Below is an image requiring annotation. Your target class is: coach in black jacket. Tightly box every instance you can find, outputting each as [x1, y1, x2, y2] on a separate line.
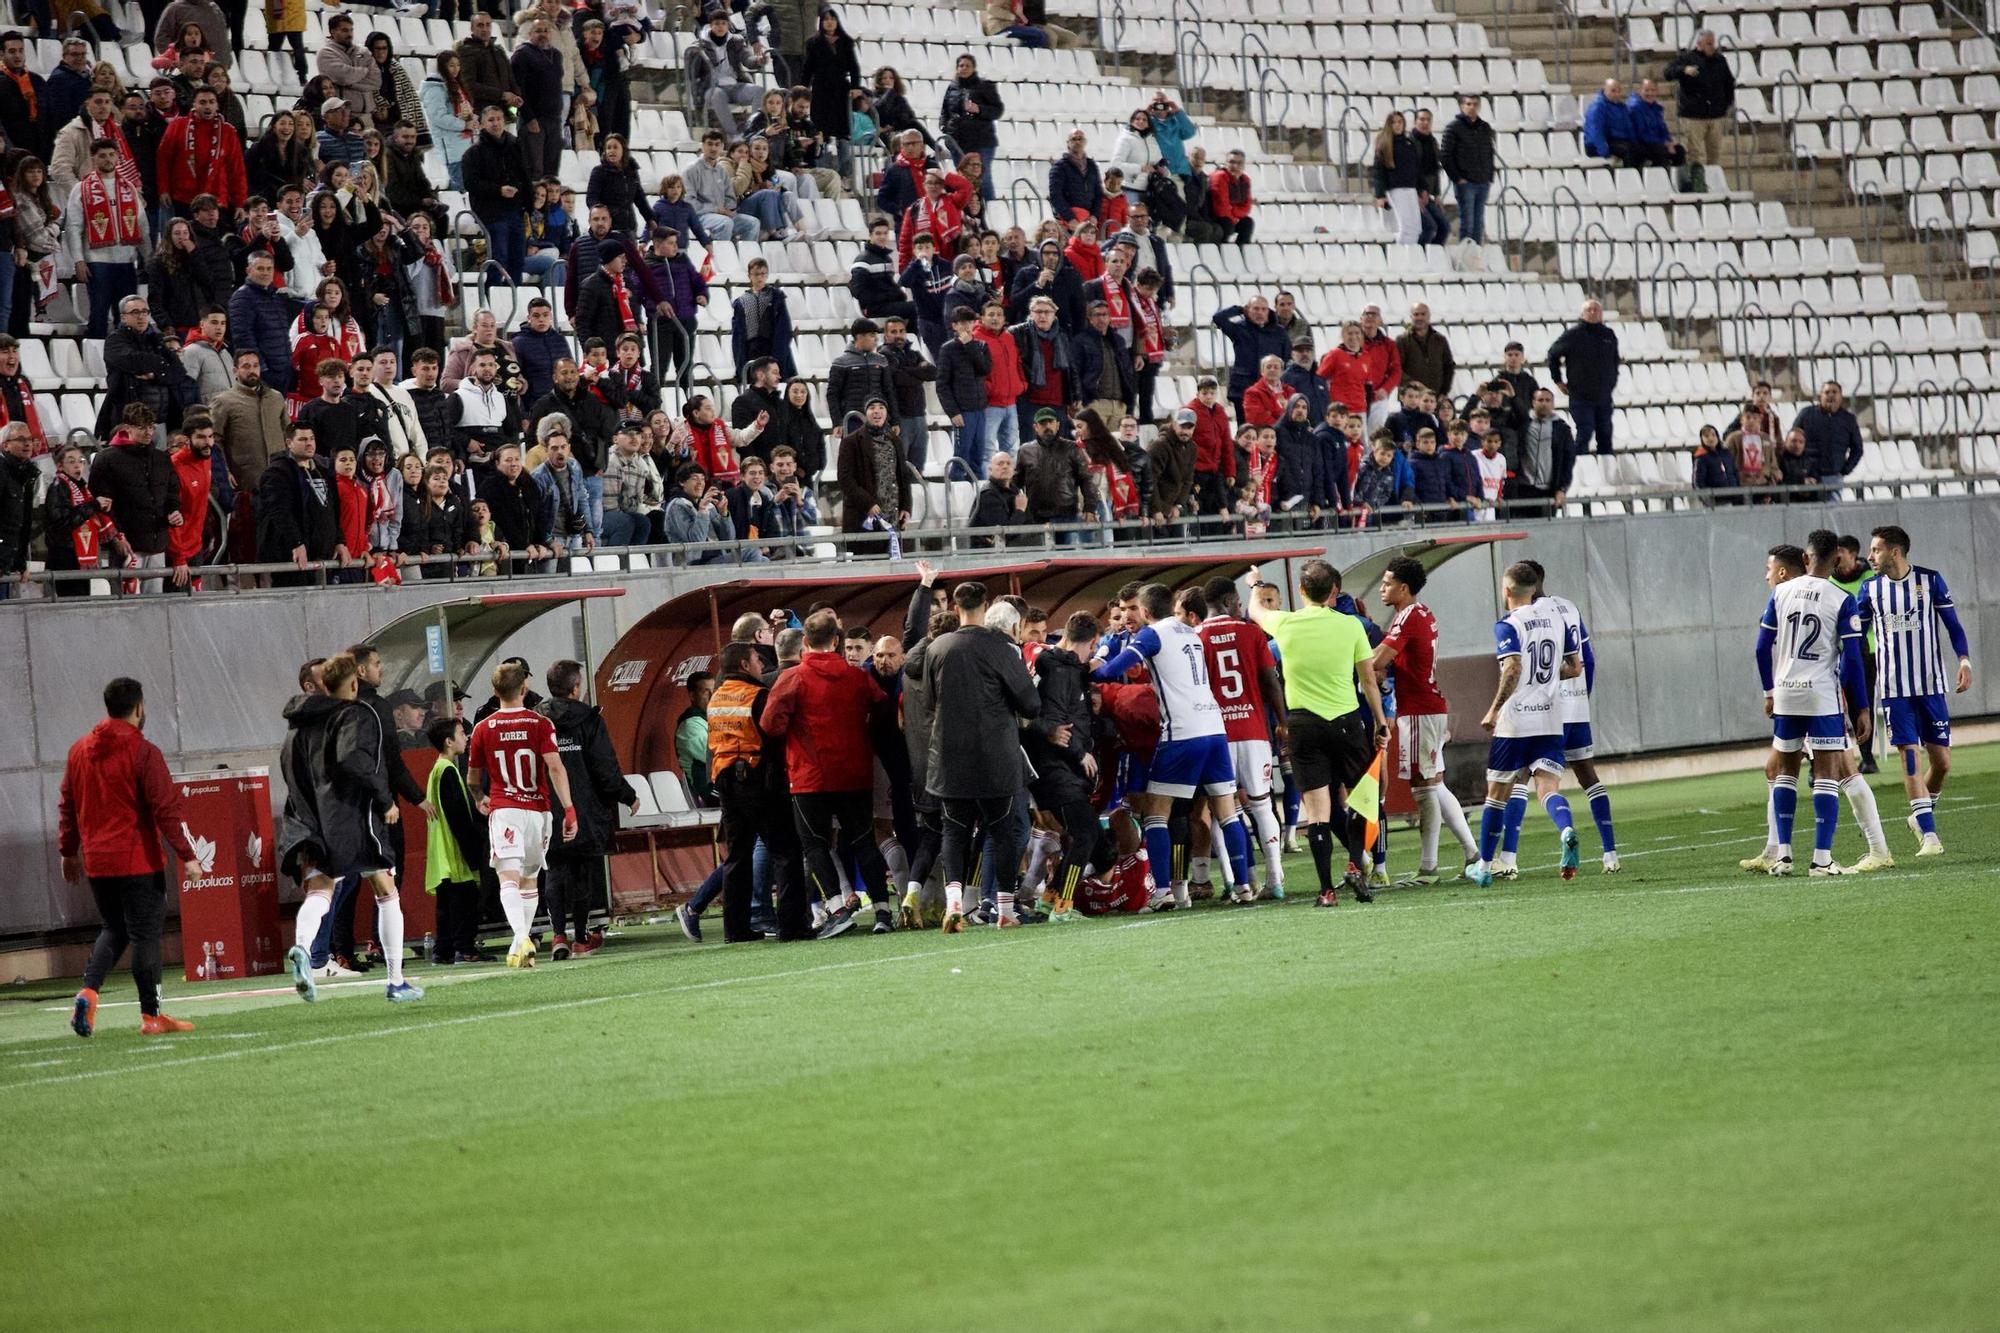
[536, 659, 632, 950]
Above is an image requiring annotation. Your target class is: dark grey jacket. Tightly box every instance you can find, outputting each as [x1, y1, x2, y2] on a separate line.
[1025, 645, 1092, 804]
[537, 695, 628, 857]
[916, 622, 1038, 800]
[826, 342, 892, 423]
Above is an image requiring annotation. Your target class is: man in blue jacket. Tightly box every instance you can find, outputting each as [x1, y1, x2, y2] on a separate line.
[513, 298, 574, 407]
[1406, 428, 1465, 521]
[1622, 79, 1688, 170]
[1581, 78, 1635, 163]
[1212, 297, 1291, 418]
[228, 253, 302, 395]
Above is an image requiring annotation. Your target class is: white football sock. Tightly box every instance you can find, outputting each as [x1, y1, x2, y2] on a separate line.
[294, 893, 330, 952]
[1414, 785, 1442, 871]
[997, 890, 1016, 922]
[1189, 852, 1211, 885]
[1762, 778, 1780, 858]
[1244, 792, 1283, 887]
[499, 881, 532, 948]
[377, 897, 405, 985]
[1841, 775, 1888, 854]
[1434, 784, 1478, 860]
[945, 882, 963, 914]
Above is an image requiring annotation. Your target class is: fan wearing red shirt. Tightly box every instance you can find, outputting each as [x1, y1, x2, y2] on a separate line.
[467, 660, 577, 967]
[1370, 556, 1478, 882]
[1198, 576, 1288, 896]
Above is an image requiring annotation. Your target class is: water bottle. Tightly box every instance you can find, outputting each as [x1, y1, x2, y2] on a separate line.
[422, 931, 434, 960]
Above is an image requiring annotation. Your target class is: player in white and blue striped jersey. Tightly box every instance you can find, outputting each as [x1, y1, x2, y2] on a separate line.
[1859, 524, 1975, 856]
[1754, 534, 1892, 876]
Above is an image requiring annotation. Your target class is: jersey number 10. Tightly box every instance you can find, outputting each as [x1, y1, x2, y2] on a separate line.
[491, 749, 540, 794]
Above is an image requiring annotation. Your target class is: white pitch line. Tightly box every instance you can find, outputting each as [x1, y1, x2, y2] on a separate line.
[0, 941, 1014, 1095]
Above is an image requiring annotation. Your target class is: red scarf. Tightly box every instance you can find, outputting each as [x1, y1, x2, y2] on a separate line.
[56, 472, 118, 561]
[420, 244, 455, 306]
[610, 272, 637, 330]
[80, 170, 142, 250]
[1133, 289, 1165, 362]
[1098, 276, 1130, 334]
[914, 196, 959, 250]
[1090, 461, 1139, 518]
[3, 69, 35, 120]
[0, 374, 48, 456]
[90, 115, 143, 195]
[180, 115, 230, 196]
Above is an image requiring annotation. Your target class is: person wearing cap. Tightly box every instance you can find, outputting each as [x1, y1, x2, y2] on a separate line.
[1283, 336, 1330, 423]
[827, 317, 894, 425]
[1147, 408, 1198, 523]
[1015, 406, 1093, 542]
[475, 656, 543, 723]
[426, 679, 469, 724]
[388, 689, 429, 748]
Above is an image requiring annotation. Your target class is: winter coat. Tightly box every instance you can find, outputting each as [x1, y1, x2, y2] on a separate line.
[1146, 428, 1195, 516]
[58, 718, 196, 878]
[836, 425, 911, 531]
[1395, 327, 1456, 397]
[89, 438, 179, 555]
[1282, 363, 1330, 423]
[1790, 404, 1866, 479]
[585, 160, 648, 238]
[1071, 325, 1132, 409]
[974, 323, 1027, 407]
[826, 341, 893, 422]
[1185, 398, 1235, 479]
[1015, 436, 1093, 522]
[881, 339, 936, 418]
[1212, 304, 1292, 398]
[1582, 93, 1633, 157]
[919, 623, 1038, 800]
[1311, 425, 1354, 509]
[1274, 416, 1323, 509]
[456, 36, 518, 114]
[1625, 95, 1674, 147]
[421, 73, 477, 172]
[255, 453, 343, 561]
[572, 269, 641, 360]
[477, 469, 548, 550]
[1007, 257, 1086, 331]
[730, 287, 797, 381]
[1665, 47, 1736, 120]
[1047, 153, 1102, 223]
[1439, 113, 1497, 186]
[0, 451, 35, 576]
[939, 74, 1004, 155]
[800, 30, 862, 139]
[400, 491, 472, 558]
[1408, 448, 1466, 508]
[1026, 644, 1093, 803]
[760, 651, 885, 793]
[320, 697, 397, 876]
[1369, 134, 1423, 195]
[848, 241, 906, 316]
[535, 695, 627, 857]
[969, 480, 1030, 539]
[463, 129, 532, 222]
[1693, 443, 1740, 493]
[1546, 321, 1621, 400]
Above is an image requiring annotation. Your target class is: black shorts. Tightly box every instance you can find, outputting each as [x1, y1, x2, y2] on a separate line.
[1288, 708, 1373, 793]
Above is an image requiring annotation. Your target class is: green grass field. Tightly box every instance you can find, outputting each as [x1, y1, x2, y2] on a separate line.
[5, 748, 1998, 1331]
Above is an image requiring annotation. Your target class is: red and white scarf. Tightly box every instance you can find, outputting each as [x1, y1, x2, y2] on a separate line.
[180, 115, 231, 196]
[90, 115, 144, 195]
[1099, 276, 1131, 336]
[0, 374, 48, 456]
[912, 196, 960, 251]
[1133, 289, 1165, 363]
[420, 243, 455, 306]
[611, 273, 637, 330]
[80, 170, 142, 250]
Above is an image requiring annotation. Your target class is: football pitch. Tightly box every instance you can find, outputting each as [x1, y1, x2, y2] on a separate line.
[5, 748, 1998, 1331]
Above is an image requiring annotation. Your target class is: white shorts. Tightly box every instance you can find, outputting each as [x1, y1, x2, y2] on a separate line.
[1396, 713, 1448, 781]
[1228, 737, 1274, 799]
[489, 808, 552, 878]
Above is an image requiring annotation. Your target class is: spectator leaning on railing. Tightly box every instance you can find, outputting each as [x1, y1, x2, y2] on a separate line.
[1790, 381, 1864, 501]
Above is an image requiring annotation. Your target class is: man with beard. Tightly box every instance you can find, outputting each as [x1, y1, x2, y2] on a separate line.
[448, 347, 523, 466]
[382, 121, 443, 230]
[255, 422, 344, 587]
[64, 139, 151, 340]
[158, 88, 247, 218]
[164, 414, 215, 587]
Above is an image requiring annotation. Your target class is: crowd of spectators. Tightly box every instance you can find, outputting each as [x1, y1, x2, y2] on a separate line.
[0, 5, 1869, 598]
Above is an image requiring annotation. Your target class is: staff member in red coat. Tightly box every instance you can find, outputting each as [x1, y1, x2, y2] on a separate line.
[759, 608, 893, 938]
[59, 677, 200, 1038]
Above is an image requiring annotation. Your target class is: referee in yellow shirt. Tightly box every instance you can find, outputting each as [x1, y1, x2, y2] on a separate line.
[1248, 560, 1388, 904]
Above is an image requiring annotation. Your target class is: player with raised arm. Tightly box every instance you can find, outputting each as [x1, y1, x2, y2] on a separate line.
[1198, 576, 1289, 902]
[1245, 560, 1387, 905]
[1492, 562, 1621, 875]
[1370, 557, 1479, 884]
[1754, 535, 1889, 876]
[1859, 524, 1974, 856]
[1093, 583, 1253, 910]
[467, 660, 578, 968]
[1468, 562, 1584, 887]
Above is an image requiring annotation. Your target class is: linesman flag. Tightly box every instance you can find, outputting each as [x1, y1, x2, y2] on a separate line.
[1348, 751, 1383, 852]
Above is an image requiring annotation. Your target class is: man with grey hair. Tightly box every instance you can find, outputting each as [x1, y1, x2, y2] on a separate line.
[1664, 28, 1735, 192]
[0, 422, 35, 599]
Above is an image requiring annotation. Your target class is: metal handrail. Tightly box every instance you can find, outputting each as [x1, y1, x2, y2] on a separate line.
[1316, 67, 1353, 184]
[1176, 29, 1215, 120]
[1237, 30, 1288, 148]
[1573, 219, 1615, 288]
[1494, 183, 1535, 270]
[1631, 218, 1666, 288]
[1184, 259, 1222, 367]
[1547, 181, 1582, 249]
[1653, 258, 1698, 342]
[1331, 102, 1371, 194]
[1855, 181, 1890, 265]
[1550, 0, 1579, 88]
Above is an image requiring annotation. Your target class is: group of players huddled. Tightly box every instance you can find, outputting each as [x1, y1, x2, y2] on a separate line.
[267, 522, 1974, 1008]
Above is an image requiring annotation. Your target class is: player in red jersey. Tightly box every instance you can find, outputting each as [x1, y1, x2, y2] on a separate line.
[467, 660, 577, 968]
[1371, 556, 1478, 883]
[1197, 576, 1288, 901]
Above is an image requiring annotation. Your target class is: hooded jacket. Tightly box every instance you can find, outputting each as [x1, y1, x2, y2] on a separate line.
[760, 651, 885, 793]
[89, 433, 181, 555]
[935, 334, 991, 417]
[827, 341, 893, 422]
[536, 695, 627, 857]
[1185, 398, 1235, 479]
[1146, 425, 1196, 515]
[0, 450, 35, 576]
[1025, 644, 1093, 804]
[920, 622, 1039, 800]
[58, 718, 196, 878]
[278, 691, 394, 879]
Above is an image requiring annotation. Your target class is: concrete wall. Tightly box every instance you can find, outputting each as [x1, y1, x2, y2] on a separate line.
[5, 498, 1995, 938]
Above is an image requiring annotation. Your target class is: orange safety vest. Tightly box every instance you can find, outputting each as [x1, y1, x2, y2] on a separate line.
[705, 677, 765, 774]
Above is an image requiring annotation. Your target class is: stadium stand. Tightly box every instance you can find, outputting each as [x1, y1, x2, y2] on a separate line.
[2, 0, 1997, 597]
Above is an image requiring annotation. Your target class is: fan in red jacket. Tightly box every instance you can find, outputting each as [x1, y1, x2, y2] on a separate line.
[156, 95, 248, 212]
[165, 430, 214, 582]
[894, 170, 970, 268]
[1184, 381, 1236, 493]
[1240, 359, 1289, 427]
[1317, 324, 1373, 416]
[57, 677, 199, 1037]
[759, 611, 894, 934]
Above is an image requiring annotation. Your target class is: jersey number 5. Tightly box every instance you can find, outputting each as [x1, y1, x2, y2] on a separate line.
[1212, 647, 1243, 700]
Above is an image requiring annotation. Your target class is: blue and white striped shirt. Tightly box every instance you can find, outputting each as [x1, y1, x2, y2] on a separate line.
[1857, 566, 1969, 699]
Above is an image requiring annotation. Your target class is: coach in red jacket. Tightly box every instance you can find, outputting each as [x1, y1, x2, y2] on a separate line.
[760, 609, 893, 938]
[58, 677, 198, 1037]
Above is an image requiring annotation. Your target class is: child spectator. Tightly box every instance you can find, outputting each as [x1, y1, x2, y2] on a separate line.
[330, 444, 370, 580]
[423, 716, 487, 964]
[470, 499, 498, 575]
[1100, 167, 1129, 232]
[1351, 430, 1415, 524]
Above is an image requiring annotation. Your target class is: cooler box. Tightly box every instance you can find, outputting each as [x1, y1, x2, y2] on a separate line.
[172, 768, 283, 982]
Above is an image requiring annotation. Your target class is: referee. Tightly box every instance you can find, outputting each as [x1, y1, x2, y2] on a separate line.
[1247, 560, 1387, 904]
